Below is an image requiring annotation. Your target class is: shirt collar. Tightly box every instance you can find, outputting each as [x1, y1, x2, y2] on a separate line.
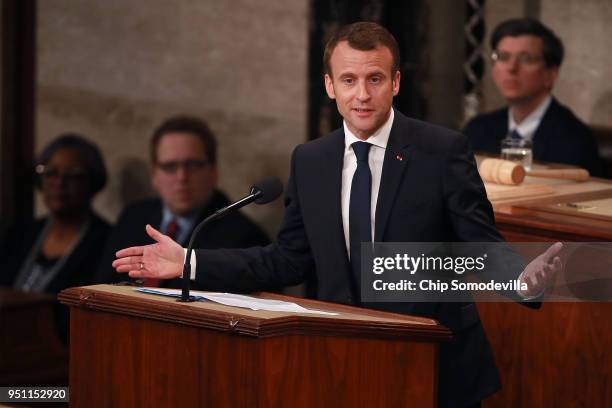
[343, 108, 394, 150]
[508, 95, 552, 140]
[161, 205, 199, 233]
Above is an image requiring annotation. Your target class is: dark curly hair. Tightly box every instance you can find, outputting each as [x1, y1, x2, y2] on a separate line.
[35, 133, 108, 195]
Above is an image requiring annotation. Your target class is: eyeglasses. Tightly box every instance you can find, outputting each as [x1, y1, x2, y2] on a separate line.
[35, 164, 88, 183]
[491, 50, 544, 66]
[155, 159, 210, 174]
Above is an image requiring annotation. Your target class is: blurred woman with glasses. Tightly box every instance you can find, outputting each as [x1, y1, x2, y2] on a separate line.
[1, 133, 110, 343]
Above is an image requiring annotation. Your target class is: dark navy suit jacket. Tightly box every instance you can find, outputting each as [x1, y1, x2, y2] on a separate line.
[464, 98, 605, 177]
[193, 110, 524, 407]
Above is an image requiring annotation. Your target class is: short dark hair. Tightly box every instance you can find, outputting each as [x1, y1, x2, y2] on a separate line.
[150, 115, 217, 165]
[35, 133, 107, 195]
[323, 21, 400, 76]
[491, 18, 564, 67]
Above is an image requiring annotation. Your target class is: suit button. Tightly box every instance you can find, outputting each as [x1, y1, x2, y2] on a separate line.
[347, 296, 353, 303]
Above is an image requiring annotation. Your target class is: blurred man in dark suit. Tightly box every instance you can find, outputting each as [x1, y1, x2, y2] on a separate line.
[95, 116, 270, 287]
[464, 18, 604, 177]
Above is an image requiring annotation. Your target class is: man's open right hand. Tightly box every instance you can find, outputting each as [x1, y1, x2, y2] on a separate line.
[112, 224, 184, 281]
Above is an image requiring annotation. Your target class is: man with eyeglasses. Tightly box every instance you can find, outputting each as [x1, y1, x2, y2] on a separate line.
[95, 116, 270, 287]
[464, 18, 604, 177]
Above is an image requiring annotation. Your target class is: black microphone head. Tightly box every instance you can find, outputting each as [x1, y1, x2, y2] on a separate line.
[251, 177, 283, 204]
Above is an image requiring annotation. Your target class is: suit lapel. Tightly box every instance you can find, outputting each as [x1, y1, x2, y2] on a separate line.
[320, 130, 350, 262]
[375, 111, 413, 242]
[495, 108, 510, 146]
[141, 200, 164, 244]
[532, 98, 558, 159]
[153, 200, 164, 233]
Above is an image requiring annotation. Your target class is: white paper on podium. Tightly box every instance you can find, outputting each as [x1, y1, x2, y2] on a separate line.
[135, 287, 338, 316]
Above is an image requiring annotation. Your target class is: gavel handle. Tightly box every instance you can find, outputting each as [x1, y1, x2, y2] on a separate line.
[527, 168, 590, 181]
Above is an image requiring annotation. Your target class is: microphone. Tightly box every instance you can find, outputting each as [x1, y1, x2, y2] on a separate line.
[179, 177, 283, 302]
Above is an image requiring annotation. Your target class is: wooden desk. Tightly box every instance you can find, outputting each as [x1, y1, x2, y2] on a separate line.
[488, 176, 612, 241]
[0, 288, 67, 386]
[479, 173, 612, 406]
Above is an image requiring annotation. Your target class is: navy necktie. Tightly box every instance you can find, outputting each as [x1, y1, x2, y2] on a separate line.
[349, 141, 372, 300]
[510, 129, 523, 140]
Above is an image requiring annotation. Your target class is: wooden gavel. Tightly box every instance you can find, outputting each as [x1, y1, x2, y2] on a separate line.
[478, 158, 590, 185]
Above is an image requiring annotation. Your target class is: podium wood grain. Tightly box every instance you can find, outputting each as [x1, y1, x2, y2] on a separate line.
[60, 285, 451, 407]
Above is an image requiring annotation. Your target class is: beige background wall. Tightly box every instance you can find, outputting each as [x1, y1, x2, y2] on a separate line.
[426, 1, 465, 129]
[481, 0, 612, 128]
[36, 0, 309, 236]
[540, 0, 612, 127]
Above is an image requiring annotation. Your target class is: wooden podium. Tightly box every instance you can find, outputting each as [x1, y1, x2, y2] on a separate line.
[59, 285, 451, 407]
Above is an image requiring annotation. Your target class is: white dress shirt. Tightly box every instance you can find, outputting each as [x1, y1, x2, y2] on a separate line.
[508, 95, 552, 140]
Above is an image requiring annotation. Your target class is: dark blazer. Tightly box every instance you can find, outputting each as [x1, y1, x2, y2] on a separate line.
[463, 97, 605, 177]
[95, 189, 270, 288]
[0, 212, 111, 344]
[193, 110, 516, 407]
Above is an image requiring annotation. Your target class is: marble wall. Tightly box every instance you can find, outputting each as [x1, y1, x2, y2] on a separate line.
[540, 0, 612, 127]
[426, 1, 465, 129]
[36, 0, 309, 235]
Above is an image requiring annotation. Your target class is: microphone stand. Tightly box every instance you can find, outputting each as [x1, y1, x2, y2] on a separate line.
[178, 189, 264, 302]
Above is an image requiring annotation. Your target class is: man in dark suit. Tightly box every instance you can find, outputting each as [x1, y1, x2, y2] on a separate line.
[96, 116, 270, 287]
[464, 18, 604, 177]
[113, 23, 560, 407]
